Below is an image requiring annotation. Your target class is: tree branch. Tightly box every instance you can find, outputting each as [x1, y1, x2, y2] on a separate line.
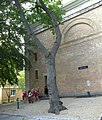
[39, 0, 62, 57]
[12, 0, 49, 57]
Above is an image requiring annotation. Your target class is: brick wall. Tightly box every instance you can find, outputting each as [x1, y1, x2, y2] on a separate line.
[1, 88, 22, 102]
[26, 6, 102, 96]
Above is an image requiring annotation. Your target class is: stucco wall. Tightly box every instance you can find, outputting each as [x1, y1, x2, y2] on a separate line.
[0, 88, 22, 102]
[0, 88, 2, 102]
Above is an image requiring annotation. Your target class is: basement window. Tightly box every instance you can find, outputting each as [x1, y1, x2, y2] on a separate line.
[78, 66, 88, 70]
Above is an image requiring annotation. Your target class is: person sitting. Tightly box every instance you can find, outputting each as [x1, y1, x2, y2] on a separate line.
[36, 88, 40, 100]
[22, 90, 27, 102]
[34, 88, 40, 101]
[32, 88, 36, 102]
[28, 90, 33, 103]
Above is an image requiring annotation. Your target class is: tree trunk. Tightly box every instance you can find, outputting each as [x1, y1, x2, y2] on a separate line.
[8, 95, 10, 103]
[14, 0, 67, 114]
[45, 55, 67, 115]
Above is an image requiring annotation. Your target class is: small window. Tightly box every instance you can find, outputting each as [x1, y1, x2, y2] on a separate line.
[44, 75, 47, 86]
[35, 70, 39, 79]
[34, 53, 37, 62]
[11, 90, 16, 96]
[78, 66, 88, 70]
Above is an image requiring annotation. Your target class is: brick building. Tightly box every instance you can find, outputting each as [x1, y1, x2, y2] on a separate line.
[0, 86, 22, 103]
[25, 0, 102, 97]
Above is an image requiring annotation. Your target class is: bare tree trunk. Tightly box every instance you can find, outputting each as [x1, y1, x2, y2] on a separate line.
[6, 86, 11, 103]
[45, 55, 67, 115]
[8, 95, 10, 103]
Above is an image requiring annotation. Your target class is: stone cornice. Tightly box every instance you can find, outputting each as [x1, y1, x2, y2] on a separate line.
[63, 0, 102, 22]
[62, 0, 88, 12]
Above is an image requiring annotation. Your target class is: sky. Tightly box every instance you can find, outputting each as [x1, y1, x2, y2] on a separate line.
[23, 1, 74, 8]
[62, 0, 68, 4]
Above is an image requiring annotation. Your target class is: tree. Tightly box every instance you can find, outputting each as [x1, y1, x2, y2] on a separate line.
[17, 70, 25, 91]
[1, 0, 66, 114]
[5, 84, 11, 103]
[0, 0, 30, 87]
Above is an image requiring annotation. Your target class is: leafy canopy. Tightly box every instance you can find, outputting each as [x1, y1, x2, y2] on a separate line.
[0, 0, 28, 86]
[24, 0, 64, 29]
[17, 70, 25, 91]
[0, 0, 64, 86]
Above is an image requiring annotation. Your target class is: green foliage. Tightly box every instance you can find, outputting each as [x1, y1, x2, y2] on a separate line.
[0, 0, 64, 86]
[17, 70, 25, 91]
[24, 0, 64, 31]
[0, 0, 30, 87]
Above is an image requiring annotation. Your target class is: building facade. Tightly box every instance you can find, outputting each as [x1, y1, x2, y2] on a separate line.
[26, 0, 102, 96]
[0, 86, 22, 103]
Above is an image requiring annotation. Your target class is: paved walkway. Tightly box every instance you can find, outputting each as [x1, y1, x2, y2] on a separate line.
[0, 114, 86, 120]
[0, 97, 102, 120]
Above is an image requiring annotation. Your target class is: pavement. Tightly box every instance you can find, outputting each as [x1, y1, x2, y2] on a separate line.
[0, 96, 102, 120]
[0, 114, 24, 120]
[0, 114, 84, 120]
[0, 111, 81, 120]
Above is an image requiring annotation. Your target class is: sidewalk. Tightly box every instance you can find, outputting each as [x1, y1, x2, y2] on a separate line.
[0, 96, 102, 120]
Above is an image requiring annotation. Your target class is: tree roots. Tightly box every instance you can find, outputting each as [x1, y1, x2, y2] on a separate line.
[48, 100, 67, 115]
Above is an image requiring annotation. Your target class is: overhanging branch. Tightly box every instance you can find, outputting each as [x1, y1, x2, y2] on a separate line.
[12, 0, 49, 57]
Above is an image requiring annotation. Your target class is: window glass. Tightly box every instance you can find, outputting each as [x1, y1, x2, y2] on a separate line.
[11, 90, 16, 96]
